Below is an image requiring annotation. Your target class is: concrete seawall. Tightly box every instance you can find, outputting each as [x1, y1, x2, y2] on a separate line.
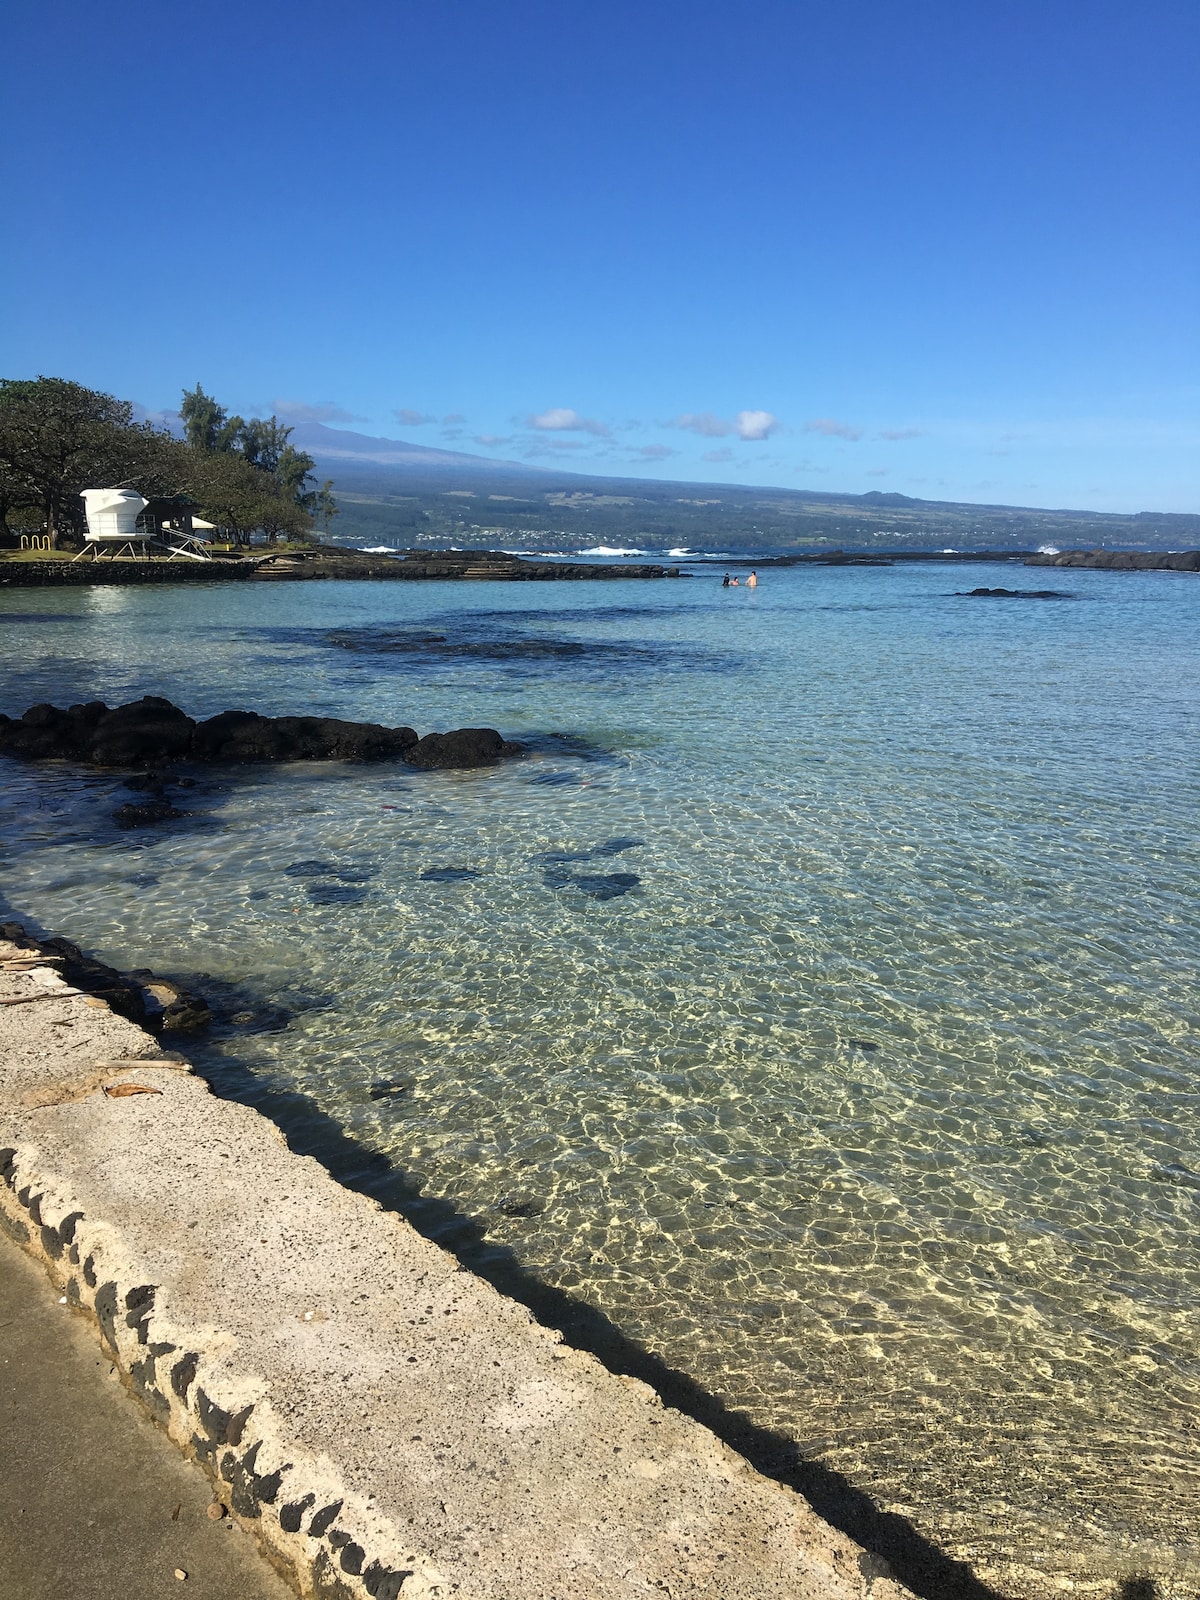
[0, 931, 912, 1600]
[0, 558, 257, 586]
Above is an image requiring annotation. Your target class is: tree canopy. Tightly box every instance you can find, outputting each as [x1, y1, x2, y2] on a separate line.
[0, 377, 335, 548]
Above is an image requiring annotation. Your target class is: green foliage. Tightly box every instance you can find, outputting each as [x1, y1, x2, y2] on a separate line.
[179, 383, 242, 453]
[176, 383, 320, 542]
[173, 445, 311, 544]
[0, 376, 324, 549]
[320, 465, 1200, 556]
[0, 377, 169, 547]
[315, 478, 339, 533]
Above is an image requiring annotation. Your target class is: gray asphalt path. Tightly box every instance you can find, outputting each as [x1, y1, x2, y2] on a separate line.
[0, 1228, 295, 1600]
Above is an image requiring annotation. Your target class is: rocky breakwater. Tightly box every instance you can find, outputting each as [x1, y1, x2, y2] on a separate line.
[1026, 548, 1200, 572]
[0, 696, 524, 773]
[252, 545, 682, 581]
[0, 557, 255, 587]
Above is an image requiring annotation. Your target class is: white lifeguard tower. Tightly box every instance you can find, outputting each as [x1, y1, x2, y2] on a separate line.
[75, 489, 212, 560]
[79, 488, 149, 556]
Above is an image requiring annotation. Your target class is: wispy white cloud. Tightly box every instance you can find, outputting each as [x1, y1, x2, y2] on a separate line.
[527, 407, 611, 438]
[805, 417, 862, 441]
[673, 412, 732, 438]
[878, 426, 922, 441]
[703, 447, 735, 463]
[672, 410, 779, 440]
[629, 444, 676, 461]
[273, 399, 366, 425]
[443, 412, 467, 425]
[866, 467, 889, 477]
[474, 434, 512, 446]
[393, 408, 436, 427]
[525, 437, 592, 453]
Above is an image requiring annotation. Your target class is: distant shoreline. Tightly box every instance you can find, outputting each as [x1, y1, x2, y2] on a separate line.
[0, 546, 683, 588]
[704, 547, 1200, 572]
[2, 543, 1197, 588]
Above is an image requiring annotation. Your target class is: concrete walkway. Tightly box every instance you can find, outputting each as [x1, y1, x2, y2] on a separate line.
[0, 1227, 294, 1600]
[0, 928, 911, 1600]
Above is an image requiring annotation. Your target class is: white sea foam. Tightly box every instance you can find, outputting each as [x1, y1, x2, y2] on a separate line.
[579, 546, 645, 557]
[358, 545, 400, 554]
[1038, 544, 1061, 555]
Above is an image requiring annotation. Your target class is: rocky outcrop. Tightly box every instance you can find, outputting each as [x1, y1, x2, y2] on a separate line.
[1025, 549, 1200, 572]
[112, 798, 187, 827]
[404, 727, 523, 769]
[958, 587, 1072, 599]
[251, 547, 682, 581]
[0, 546, 682, 587]
[0, 697, 521, 770]
[190, 709, 417, 763]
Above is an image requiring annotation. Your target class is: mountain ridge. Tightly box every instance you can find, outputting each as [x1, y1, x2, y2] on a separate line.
[289, 423, 1200, 553]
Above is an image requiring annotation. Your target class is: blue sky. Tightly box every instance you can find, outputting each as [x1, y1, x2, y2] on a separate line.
[2, 0, 1196, 511]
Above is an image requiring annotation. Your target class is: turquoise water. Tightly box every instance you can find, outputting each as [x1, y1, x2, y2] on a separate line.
[2, 565, 1198, 1596]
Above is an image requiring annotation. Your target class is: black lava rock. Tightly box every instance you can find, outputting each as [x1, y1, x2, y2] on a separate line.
[191, 710, 418, 762]
[0, 697, 522, 771]
[404, 728, 524, 769]
[959, 587, 1072, 600]
[112, 799, 186, 828]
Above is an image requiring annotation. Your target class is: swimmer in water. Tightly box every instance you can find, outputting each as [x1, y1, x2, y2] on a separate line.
[747, 570, 758, 588]
[722, 573, 731, 587]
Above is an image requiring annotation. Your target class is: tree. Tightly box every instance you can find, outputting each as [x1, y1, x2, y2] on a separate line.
[178, 386, 319, 541]
[0, 375, 320, 552]
[176, 446, 311, 546]
[179, 384, 242, 454]
[316, 479, 339, 534]
[238, 415, 292, 474]
[0, 377, 167, 548]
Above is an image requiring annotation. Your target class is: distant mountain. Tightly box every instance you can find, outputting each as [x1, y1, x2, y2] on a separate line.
[296, 424, 1200, 555]
[286, 421, 538, 474]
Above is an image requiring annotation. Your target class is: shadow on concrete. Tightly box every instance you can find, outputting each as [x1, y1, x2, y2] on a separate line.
[188, 1046, 1006, 1600]
[3, 898, 1152, 1600]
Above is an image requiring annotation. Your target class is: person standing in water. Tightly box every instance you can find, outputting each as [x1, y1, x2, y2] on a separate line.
[722, 572, 731, 587]
[747, 570, 758, 588]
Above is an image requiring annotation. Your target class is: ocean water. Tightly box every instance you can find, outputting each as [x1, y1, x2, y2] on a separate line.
[2, 563, 1198, 1597]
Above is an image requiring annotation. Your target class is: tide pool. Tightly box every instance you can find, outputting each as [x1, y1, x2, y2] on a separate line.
[2, 562, 1197, 1596]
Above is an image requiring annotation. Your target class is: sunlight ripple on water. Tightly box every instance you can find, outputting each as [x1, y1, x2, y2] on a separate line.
[1, 564, 1198, 1597]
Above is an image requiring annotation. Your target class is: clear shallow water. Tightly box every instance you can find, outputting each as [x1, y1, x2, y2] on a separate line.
[2, 566, 1198, 1597]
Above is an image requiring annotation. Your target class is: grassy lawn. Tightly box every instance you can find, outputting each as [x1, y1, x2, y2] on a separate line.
[0, 546, 81, 561]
